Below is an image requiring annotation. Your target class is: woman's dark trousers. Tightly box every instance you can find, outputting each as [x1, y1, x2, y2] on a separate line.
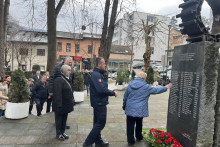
[126, 115, 143, 144]
[55, 112, 68, 135]
[85, 105, 107, 145]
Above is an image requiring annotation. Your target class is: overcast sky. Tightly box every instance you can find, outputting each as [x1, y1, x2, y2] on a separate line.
[9, 0, 211, 32]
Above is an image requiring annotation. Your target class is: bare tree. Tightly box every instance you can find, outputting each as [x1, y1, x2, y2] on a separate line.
[99, 0, 119, 67]
[141, 19, 160, 72]
[3, 0, 10, 70]
[47, 0, 65, 72]
[0, 0, 5, 76]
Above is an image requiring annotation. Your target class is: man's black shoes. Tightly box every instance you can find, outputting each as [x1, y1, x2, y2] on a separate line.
[65, 125, 70, 129]
[95, 142, 109, 147]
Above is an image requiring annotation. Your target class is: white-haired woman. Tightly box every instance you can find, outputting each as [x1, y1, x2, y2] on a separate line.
[123, 72, 172, 146]
[53, 65, 74, 141]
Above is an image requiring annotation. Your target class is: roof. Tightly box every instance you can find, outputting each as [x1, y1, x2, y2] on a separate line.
[110, 45, 132, 54]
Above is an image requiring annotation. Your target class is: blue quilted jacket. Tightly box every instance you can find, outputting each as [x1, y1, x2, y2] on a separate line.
[123, 78, 167, 117]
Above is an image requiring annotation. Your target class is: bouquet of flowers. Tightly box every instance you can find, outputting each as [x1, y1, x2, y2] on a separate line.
[143, 128, 182, 147]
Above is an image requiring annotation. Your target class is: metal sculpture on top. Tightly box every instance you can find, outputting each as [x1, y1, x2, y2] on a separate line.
[177, 0, 220, 43]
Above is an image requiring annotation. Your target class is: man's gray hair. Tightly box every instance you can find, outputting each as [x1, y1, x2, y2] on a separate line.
[64, 56, 73, 61]
[41, 75, 47, 79]
[96, 57, 104, 67]
[61, 65, 71, 74]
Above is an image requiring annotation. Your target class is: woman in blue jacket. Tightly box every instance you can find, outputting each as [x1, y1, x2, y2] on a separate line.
[123, 72, 172, 146]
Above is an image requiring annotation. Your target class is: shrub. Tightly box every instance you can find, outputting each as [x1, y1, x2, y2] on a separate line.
[74, 70, 84, 91]
[116, 69, 129, 85]
[32, 64, 40, 73]
[8, 68, 30, 103]
[146, 66, 154, 84]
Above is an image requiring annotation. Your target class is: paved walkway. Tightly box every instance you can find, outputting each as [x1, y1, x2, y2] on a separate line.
[0, 83, 170, 147]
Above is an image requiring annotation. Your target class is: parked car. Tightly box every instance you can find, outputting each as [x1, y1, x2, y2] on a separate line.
[153, 66, 164, 72]
[158, 72, 170, 86]
[108, 68, 118, 79]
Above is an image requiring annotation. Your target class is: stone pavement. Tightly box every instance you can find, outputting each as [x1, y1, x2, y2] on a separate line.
[0, 83, 170, 147]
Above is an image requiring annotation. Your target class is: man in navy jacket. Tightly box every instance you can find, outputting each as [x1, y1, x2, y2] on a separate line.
[83, 57, 117, 147]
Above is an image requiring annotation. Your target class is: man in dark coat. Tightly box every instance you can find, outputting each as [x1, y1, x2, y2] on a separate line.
[32, 76, 48, 116]
[53, 65, 74, 141]
[28, 78, 35, 114]
[83, 57, 117, 147]
[131, 70, 136, 79]
[84, 69, 91, 96]
[32, 70, 42, 84]
[48, 56, 74, 129]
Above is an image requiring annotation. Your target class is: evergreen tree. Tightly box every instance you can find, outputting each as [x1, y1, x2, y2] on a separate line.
[8, 68, 30, 103]
[74, 71, 84, 91]
[146, 66, 154, 84]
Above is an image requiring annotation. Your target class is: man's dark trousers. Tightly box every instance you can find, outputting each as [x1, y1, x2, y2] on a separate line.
[85, 105, 107, 145]
[34, 98, 44, 116]
[126, 116, 143, 144]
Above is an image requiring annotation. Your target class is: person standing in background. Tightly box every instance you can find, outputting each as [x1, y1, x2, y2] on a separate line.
[33, 70, 42, 84]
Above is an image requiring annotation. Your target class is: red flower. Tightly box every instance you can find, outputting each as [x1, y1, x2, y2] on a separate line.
[154, 134, 158, 137]
[157, 139, 161, 143]
[160, 133, 164, 138]
[143, 131, 146, 134]
[149, 130, 152, 134]
[172, 145, 177, 147]
[168, 138, 172, 142]
[164, 139, 169, 144]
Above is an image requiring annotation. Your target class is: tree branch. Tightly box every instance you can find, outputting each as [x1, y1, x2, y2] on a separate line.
[55, 0, 65, 17]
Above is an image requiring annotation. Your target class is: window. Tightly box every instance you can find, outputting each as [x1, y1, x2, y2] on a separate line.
[88, 45, 92, 54]
[57, 42, 62, 51]
[40, 66, 45, 71]
[21, 65, 27, 71]
[37, 49, 45, 56]
[148, 15, 156, 22]
[75, 44, 79, 53]
[20, 48, 28, 55]
[151, 47, 154, 54]
[66, 43, 71, 52]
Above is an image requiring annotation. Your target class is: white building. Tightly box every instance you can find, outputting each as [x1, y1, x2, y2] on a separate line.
[7, 28, 48, 71]
[112, 11, 171, 66]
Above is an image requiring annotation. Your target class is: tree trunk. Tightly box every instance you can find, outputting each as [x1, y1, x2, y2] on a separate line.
[4, 0, 10, 69]
[0, 0, 5, 77]
[99, 0, 110, 58]
[142, 20, 152, 72]
[47, 0, 65, 72]
[206, 0, 220, 35]
[143, 34, 151, 72]
[47, 0, 56, 72]
[105, 0, 119, 66]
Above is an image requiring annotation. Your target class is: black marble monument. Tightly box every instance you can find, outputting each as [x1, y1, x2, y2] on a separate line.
[167, 42, 219, 147]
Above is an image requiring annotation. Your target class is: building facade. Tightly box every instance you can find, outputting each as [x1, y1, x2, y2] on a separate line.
[112, 11, 171, 66]
[165, 28, 188, 66]
[8, 29, 48, 71]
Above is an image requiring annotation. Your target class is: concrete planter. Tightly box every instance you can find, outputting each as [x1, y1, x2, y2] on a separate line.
[5, 101, 30, 119]
[117, 84, 124, 90]
[74, 91, 84, 102]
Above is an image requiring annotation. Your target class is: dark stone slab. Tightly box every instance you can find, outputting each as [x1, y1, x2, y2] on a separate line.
[167, 42, 219, 147]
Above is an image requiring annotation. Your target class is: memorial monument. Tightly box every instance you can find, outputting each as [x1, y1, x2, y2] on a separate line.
[167, 0, 220, 147]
